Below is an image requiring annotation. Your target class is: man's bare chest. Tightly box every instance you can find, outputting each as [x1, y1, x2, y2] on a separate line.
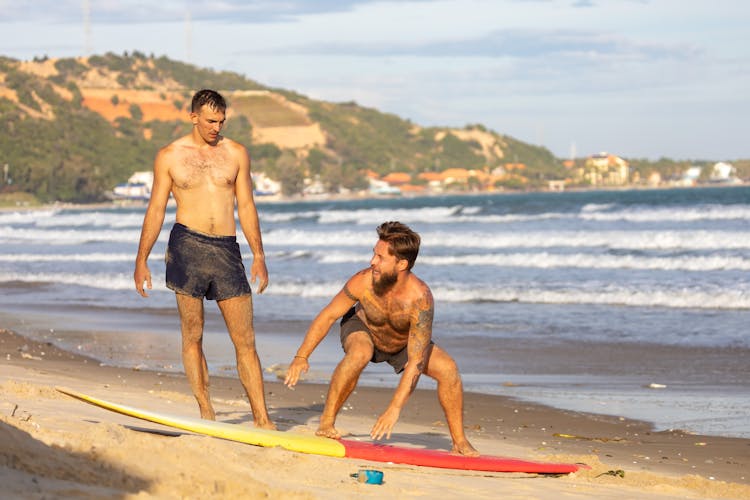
[360, 295, 412, 333]
[173, 149, 236, 189]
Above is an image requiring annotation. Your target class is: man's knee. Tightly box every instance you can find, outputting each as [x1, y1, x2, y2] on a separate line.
[427, 351, 461, 382]
[181, 335, 203, 354]
[342, 333, 374, 367]
[344, 349, 372, 369]
[181, 316, 204, 335]
[231, 331, 257, 353]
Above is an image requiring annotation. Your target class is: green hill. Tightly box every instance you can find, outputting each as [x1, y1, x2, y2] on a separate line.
[1, 52, 563, 202]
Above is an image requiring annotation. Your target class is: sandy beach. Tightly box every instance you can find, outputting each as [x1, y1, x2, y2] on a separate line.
[1, 327, 748, 499]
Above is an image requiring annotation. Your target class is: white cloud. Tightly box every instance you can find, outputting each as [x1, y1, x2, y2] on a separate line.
[0, 0, 748, 159]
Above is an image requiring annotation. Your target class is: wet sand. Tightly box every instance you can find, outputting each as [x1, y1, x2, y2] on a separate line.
[1, 327, 749, 499]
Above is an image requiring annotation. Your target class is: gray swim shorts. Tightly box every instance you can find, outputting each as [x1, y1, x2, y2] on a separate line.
[339, 307, 433, 374]
[165, 223, 251, 301]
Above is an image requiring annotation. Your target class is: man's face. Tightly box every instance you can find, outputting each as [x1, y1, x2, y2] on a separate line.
[371, 240, 400, 296]
[191, 105, 225, 144]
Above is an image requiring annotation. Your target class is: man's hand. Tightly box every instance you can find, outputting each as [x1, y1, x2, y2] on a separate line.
[251, 258, 269, 294]
[134, 262, 152, 297]
[284, 356, 309, 388]
[370, 406, 401, 440]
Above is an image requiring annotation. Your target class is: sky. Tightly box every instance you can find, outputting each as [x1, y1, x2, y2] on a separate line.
[1, 0, 748, 161]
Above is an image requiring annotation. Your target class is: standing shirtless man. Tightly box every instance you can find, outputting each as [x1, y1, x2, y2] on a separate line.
[134, 89, 274, 429]
[285, 221, 478, 455]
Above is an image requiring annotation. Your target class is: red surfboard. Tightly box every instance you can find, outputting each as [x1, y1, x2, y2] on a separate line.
[341, 439, 583, 473]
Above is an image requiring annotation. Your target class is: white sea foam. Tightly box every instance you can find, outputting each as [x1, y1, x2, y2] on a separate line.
[260, 211, 319, 223]
[319, 250, 750, 271]
[581, 203, 616, 212]
[0, 253, 136, 262]
[264, 228, 750, 251]
[0, 249, 302, 263]
[7, 225, 747, 251]
[314, 206, 462, 225]
[5, 264, 745, 309]
[262, 281, 343, 298]
[0, 227, 152, 245]
[0, 209, 60, 225]
[430, 285, 750, 310]
[263, 229, 371, 247]
[264, 202, 750, 225]
[299, 207, 571, 225]
[0, 271, 143, 291]
[579, 204, 750, 222]
[420, 230, 750, 251]
[318, 251, 370, 263]
[270, 280, 750, 310]
[421, 252, 750, 271]
[31, 211, 148, 229]
[3, 201, 749, 232]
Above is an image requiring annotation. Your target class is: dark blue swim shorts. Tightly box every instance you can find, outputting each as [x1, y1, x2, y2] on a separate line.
[165, 223, 251, 301]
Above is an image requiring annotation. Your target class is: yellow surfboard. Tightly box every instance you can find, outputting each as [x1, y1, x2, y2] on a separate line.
[59, 387, 585, 473]
[56, 387, 346, 458]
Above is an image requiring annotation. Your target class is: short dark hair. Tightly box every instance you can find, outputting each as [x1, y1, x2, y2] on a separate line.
[376, 221, 420, 270]
[191, 89, 226, 113]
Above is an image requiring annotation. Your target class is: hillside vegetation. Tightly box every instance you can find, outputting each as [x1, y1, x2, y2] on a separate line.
[1, 52, 742, 203]
[0, 52, 569, 202]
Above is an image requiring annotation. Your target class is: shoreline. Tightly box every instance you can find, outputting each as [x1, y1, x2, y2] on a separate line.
[1, 181, 748, 212]
[2, 327, 749, 499]
[3, 303, 749, 441]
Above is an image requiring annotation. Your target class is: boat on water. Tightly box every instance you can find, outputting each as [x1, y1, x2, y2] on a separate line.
[110, 171, 153, 201]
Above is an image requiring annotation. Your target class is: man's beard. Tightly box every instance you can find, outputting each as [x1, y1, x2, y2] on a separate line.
[372, 270, 398, 296]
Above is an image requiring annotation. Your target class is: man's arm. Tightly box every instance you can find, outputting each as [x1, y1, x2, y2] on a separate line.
[134, 148, 173, 297]
[284, 271, 367, 388]
[235, 144, 268, 293]
[370, 287, 434, 440]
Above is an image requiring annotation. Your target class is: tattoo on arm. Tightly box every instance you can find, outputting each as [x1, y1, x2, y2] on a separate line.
[342, 284, 357, 301]
[416, 306, 433, 331]
[408, 298, 434, 384]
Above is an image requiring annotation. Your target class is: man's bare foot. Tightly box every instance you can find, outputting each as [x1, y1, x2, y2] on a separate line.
[451, 441, 480, 457]
[315, 425, 342, 439]
[255, 420, 277, 431]
[198, 406, 216, 420]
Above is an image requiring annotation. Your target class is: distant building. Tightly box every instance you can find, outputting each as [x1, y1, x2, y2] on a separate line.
[684, 166, 702, 186]
[581, 152, 629, 186]
[381, 172, 412, 185]
[252, 172, 281, 196]
[302, 176, 326, 196]
[440, 168, 472, 186]
[647, 171, 662, 187]
[368, 178, 401, 195]
[490, 166, 507, 177]
[417, 172, 444, 191]
[669, 166, 702, 187]
[710, 162, 739, 183]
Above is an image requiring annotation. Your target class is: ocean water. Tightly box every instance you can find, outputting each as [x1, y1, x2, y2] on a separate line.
[1, 186, 749, 438]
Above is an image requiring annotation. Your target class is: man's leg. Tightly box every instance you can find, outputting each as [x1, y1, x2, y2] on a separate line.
[423, 345, 479, 456]
[217, 295, 275, 430]
[175, 293, 215, 419]
[318, 331, 374, 438]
